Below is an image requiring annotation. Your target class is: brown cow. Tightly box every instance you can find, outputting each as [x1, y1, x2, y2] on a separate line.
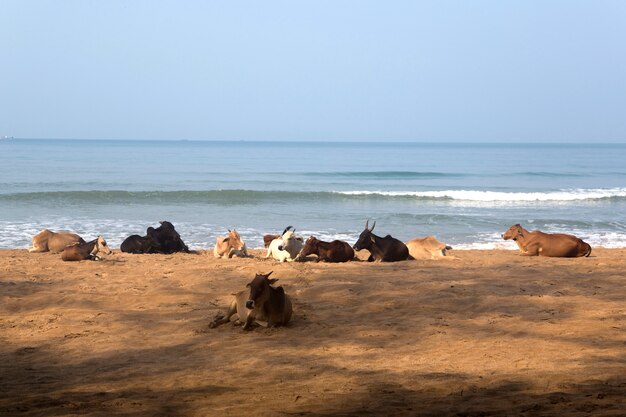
[61, 236, 112, 261]
[209, 272, 292, 330]
[213, 229, 249, 258]
[29, 229, 85, 253]
[295, 236, 355, 263]
[502, 224, 592, 257]
[406, 236, 454, 259]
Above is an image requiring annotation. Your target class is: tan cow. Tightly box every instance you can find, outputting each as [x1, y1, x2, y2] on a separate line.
[502, 224, 592, 257]
[406, 236, 454, 259]
[213, 229, 249, 258]
[61, 236, 112, 261]
[29, 229, 85, 253]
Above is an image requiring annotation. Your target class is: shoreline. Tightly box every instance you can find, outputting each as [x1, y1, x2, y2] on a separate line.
[1, 248, 625, 415]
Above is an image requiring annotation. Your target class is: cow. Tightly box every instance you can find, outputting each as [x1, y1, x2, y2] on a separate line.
[353, 220, 410, 262]
[263, 226, 293, 248]
[29, 229, 85, 253]
[295, 236, 355, 263]
[150, 221, 189, 254]
[61, 236, 112, 261]
[406, 236, 454, 259]
[502, 224, 592, 257]
[120, 227, 162, 254]
[209, 272, 292, 330]
[265, 227, 303, 262]
[213, 229, 249, 258]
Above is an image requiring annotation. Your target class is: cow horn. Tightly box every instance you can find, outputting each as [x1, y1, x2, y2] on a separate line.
[370, 221, 376, 231]
[265, 271, 273, 278]
[365, 219, 369, 230]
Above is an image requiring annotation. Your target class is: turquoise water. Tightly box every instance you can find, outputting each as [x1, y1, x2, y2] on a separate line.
[1, 139, 626, 249]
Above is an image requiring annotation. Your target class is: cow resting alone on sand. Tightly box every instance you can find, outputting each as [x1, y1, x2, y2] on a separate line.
[61, 236, 112, 261]
[209, 272, 292, 330]
[213, 229, 249, 258]
[265, 226, 303, 262]
[295, 236, 355, 263]
[353, 220, 410, 262]
[406, 236, 454, 259]
[29, 229, 85, 253]
[502, 224, 592, 257]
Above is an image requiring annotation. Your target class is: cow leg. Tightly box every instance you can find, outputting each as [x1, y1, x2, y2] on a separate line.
[28, 244, 44, 253]
[520, 243, 539, 256]
[242, 314, 256, 330]
[209, 300, 237, 328]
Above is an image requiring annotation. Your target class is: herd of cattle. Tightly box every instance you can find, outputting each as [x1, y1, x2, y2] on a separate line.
[26, 220, 593, 330]
[27, 220, 592, 262]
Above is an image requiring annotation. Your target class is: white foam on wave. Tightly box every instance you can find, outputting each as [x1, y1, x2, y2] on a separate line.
[338, 188, 626, 202]
[3, 220, 626, 250]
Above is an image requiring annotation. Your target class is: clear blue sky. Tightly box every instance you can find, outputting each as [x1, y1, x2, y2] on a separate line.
[2, 1, 625, 142]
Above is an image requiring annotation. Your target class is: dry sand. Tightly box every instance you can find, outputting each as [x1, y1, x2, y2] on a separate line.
[1, 248, 625, 416]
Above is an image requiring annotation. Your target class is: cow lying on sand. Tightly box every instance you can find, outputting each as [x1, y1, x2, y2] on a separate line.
[120, 227, 161, 254]
[353, 220, 410, 262]
[266, 227, 303, 262]
[502, 224, 592, 257]
[61, 236, 112, 261]
[263, 225, 293, 248]
[121, 221, 189, 254]
[209, 272, 292, 330]
[406, 236, 454, 260]
[295, 236, 354, 263]
[150, 221, 189, 254]
[29, 229, 85, 253]
[214, 229, 248, 258]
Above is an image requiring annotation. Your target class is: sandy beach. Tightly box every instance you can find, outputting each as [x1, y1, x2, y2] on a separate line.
[1, 248, 625, 416]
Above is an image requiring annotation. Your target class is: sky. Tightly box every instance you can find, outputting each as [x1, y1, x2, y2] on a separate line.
[1, 1, 626, 142]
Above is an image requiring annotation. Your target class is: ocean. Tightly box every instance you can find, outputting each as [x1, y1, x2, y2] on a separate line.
[1, 139, 626, 250]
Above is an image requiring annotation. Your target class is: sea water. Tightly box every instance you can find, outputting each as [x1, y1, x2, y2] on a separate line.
[1, 139, 626, 250]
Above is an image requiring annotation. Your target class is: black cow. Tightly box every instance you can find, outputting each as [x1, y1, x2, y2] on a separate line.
[120, 222, 188, 254]
[120, 227, 162, 254]
[150, 221, 189, 254]
[352, 220, 410, 262]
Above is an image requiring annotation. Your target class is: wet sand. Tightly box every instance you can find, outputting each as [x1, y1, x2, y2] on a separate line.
[1, 248, 625, 416]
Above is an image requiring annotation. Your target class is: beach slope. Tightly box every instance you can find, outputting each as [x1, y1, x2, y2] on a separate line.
[1, 249, 625, 416]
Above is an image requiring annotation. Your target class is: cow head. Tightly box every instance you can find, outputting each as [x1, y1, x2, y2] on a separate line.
[227, 229, 246, 251]
[93, 236, 112, 256]
[277, 229, 302, 255]
[245, 272, 278, 310]
[353, 220, 376, 250]
[297, 236, 319, 258]
[502, 224, 523, 241]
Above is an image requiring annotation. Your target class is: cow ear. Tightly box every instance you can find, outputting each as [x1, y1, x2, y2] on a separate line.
[246, 282, 251, 288]
[268, 278, 279, 285]
[370, 235, 376, 243]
